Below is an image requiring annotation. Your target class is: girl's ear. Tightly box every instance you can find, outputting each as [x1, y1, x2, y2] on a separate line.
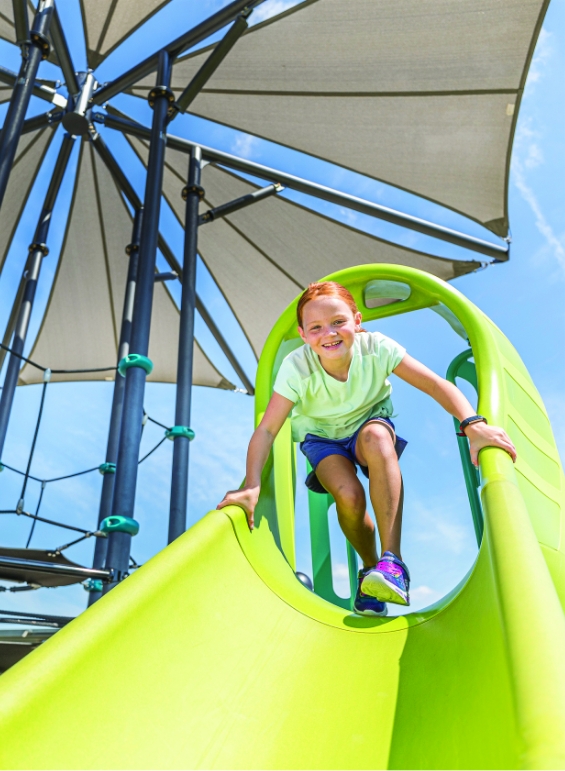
[298, 326, 307, 343]
[354, 311, 363, 331]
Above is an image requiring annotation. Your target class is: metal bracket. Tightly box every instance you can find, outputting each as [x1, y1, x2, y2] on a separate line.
[125, 242, 140, 255]
[148, 85, 175, 115]
[28, 242, 49, 256]
[182, 184, 205, 201]
[30, 30, 50, 60]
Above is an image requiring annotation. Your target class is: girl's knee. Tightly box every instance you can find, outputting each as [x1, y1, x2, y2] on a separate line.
[358, 423, 395, 456]
[334, 484, 366, 517]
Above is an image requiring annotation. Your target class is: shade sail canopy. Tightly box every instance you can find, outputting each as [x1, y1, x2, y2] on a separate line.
[0, 0, 33, 45]
[18, 139, 234, 390]
[79, 0, 173, 68]
[0, 126, 56, 273]
[130, 0, 547, 237]
[125, 133, 480, 357]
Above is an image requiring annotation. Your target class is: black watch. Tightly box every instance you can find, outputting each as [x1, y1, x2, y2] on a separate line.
[459, 415, 488, 436]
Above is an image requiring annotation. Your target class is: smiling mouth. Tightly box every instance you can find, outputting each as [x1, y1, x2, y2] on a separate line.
[321, 341, 342, 349]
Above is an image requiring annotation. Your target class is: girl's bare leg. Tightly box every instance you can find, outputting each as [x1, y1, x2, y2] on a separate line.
[355, 421, 403, 559]
[315, 455, 378, 568]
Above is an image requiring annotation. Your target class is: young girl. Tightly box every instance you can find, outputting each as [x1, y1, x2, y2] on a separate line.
[218, 282, 516, 616]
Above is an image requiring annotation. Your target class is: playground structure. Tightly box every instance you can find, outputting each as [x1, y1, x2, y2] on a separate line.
[0, 0, 563, 767]
[0, 264, 564, 768]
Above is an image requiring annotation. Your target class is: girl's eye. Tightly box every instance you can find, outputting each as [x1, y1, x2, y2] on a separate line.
[333, 319, 345, 325]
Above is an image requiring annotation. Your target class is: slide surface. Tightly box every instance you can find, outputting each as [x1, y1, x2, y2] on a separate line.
[0, 266, 564, 769]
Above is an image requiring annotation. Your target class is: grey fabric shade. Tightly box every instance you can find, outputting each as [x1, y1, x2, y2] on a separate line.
[130, 0, 547, 236]
[79, 0, 173, 68]
[18, 139, 234, 390]
[0, 126, 56, 273]
[125, 134, 480, 357]
[0, 0, 33, 45]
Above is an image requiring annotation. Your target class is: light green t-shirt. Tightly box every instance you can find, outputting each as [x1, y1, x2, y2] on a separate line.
[273, 331, 406, 442]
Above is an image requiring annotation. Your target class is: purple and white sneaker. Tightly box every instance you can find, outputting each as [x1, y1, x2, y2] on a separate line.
[361, 552, 410, 606]
[353, 568, 388, 617]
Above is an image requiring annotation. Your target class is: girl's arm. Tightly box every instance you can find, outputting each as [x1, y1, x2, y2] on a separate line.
[393, 354, 516, 467]
[217, 392, 295, 530]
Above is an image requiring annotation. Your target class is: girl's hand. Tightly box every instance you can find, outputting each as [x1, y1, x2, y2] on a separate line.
[464, 422, 517, 467]
[217, 486, 260, 531]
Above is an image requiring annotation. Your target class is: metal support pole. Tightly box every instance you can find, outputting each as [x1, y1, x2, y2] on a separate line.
[168, 147, 202, 543]
[92, 132, 255, 393]
[103, 51, 173, 593]
[88, 209, 143, 607]
[100, 112, 508, 260]
[0, 262, 29, 374]
[0, 0, 55, 212]
[92, 0, 266, 105]
[0, 133, 74, 461]
[174, 13, 249, 115]
[199, 182, 282, 224]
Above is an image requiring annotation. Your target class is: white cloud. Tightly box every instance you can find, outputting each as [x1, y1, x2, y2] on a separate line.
[332, 561, 353, 597]
[525, 28, 553, 91]
[231, 132, 259, 159]
[250, 0, 300, 25]
[411, 498, 468, 555]
[513, 157, 565, 270]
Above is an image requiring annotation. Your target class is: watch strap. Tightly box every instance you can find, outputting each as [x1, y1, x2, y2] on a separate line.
[458, 415, 488, 436]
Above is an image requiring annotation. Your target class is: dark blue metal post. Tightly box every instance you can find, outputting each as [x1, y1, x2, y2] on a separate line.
[0, 0, 54, 212]
[103, 51, 173, 594]
[88, 209, 143, 606]
[168, 147, 201, 543]
[0, 133, 74, 461]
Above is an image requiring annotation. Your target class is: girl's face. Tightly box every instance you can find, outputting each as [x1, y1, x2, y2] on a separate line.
[298, 297, 362, 362]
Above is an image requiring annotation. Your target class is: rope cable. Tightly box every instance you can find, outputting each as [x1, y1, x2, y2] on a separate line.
[0, 342, 117, 374]
[25, 481, 46, 548]
[19, 378, 49, 508]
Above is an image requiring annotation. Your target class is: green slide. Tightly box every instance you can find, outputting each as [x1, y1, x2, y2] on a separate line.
[0, 266, 564, 769]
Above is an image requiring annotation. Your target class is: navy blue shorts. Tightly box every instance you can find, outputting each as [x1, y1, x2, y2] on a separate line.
[300, 417, 407, 494]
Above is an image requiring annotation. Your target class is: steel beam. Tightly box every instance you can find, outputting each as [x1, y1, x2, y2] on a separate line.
[88, 209, 143, 607]
[100, 112, 508, 260]
[50, 5, 80, 97]
[103, 51, 173, 594]
[174, 12, 249, 115]
[92, 0, 266, 105]
[92, 131, 255, 393]
[199, 182, 282, 224]
[168, 147, 201, 543]
[0, 64, 67, 109]
[0, 0, 57, 211]
[156, 235, 255, 394]
[0, 556, 112, 582]
[0, 132, 74, 461]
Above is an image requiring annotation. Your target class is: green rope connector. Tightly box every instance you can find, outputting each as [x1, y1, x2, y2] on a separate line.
[118, 353, 153, 378]
[99, 515, 140, 536]
[0, 463, 4, 472]
[98, 462, 116, 475]
[83, 578, 103, 592]
[165, 426, 195, 441]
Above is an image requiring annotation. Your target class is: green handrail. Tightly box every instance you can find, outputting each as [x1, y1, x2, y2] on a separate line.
[446, 349, 484, 545]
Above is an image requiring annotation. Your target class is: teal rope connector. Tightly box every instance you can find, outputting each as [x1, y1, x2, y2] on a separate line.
[118, 353, 153, 378]
[98, 462, 116, 475]
[83, 578, 103, 593]
[0, 463, 4, 472]
[165, 426, 195, 441]
[99, 515, 140, 536]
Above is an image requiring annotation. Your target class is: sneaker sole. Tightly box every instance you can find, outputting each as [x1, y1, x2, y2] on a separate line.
[353, 604, 388, 617]
[361, 573, 409, 606]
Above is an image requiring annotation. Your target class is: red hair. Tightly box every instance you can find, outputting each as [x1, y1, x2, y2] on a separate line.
[297, 281, 363, 328]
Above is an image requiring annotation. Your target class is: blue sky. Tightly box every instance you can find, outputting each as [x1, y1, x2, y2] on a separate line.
[0, 0, 563, 620]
